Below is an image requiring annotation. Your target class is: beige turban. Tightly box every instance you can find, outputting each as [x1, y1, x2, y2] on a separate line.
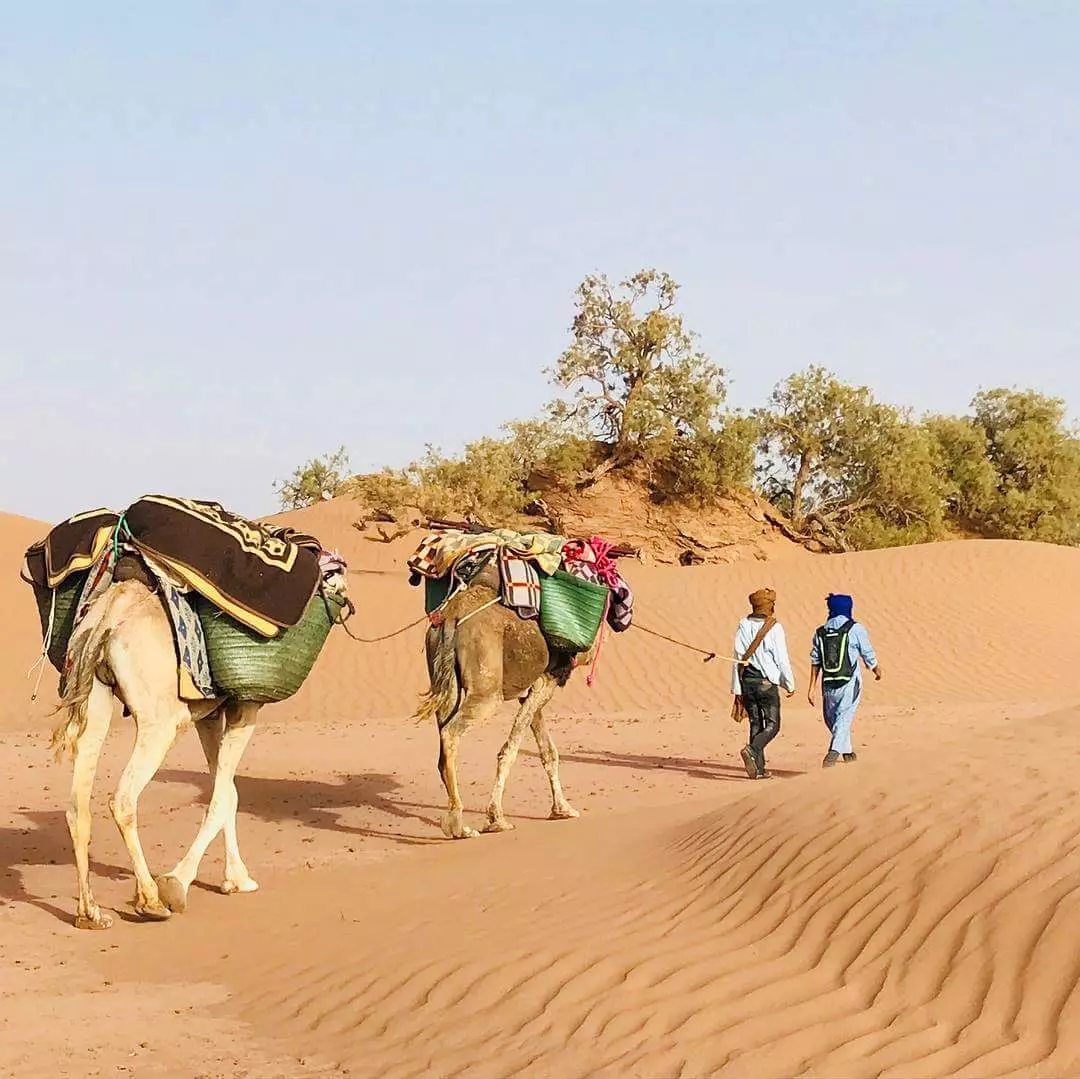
[748, 588, 776, 618]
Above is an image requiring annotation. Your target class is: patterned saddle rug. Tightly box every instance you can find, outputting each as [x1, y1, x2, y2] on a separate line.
[23, 495, 323, 637]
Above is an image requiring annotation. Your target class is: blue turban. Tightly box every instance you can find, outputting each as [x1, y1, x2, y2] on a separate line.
[827, 593, 853, 619]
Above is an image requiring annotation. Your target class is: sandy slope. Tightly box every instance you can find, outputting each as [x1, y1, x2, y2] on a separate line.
[95, 704, 1080, 1078]
[4, 501, 1080, 1077]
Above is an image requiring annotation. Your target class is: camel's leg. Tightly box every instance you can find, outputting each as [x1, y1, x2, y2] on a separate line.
[108, 710, 181, 920]
[438, 693, 500, 840]
[484, 676, 556, 833]
[531, 704, 579, 821]
[154, 710, 222, 913]
[157, 704, 258, 913]
[219, 705, 260, 895]
[66, 679, 115, 930]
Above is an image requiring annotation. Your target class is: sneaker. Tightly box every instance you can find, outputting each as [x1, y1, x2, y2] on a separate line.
[843, 752, 858, 763]
[822, 750, 840, 768]
[757, 768, 774, 779]
[740, 745, 759, 779]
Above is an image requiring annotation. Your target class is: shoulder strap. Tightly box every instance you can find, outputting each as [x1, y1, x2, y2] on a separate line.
[739, 617, 776, 668]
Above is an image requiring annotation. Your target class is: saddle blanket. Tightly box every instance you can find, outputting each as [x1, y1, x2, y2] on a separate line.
[408, 530, 554, 620]
[25, 495, 325, 637]
[407, 528, 567, 581]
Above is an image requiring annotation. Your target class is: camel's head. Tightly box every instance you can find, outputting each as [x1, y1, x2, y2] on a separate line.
[318, 548, 350, 600]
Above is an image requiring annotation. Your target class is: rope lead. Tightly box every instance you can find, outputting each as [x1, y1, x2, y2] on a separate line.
[632, 622, 727, 663]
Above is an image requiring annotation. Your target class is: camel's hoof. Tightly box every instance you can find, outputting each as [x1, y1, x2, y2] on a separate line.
[155, 874, 188, 913]
[441, 812, 480, 840]
[443, 826, 480, 839]
[482, 817, 515, 834]
[221, 877, 259, 895]
[75, 910, 113, 931]
[134, 900, 172, 921]
[550, 805, 581, 820]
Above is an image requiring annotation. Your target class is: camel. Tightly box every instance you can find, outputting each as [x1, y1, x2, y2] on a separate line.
[417, 564, 591, 839]
[50, 558, 348, 930]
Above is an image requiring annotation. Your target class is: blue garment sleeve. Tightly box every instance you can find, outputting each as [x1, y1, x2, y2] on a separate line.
[852, 623, 877, 669]
[809, 629, 821, 667]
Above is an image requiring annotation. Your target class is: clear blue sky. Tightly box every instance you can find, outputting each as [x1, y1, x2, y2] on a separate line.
[2, 2, 1077, 523]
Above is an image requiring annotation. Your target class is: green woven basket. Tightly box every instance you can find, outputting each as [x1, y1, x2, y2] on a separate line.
[195, 589, 346, 704]
[32, 573, 87, 672]
[539, 570, 609, 653]
[424, 574, 452, 614]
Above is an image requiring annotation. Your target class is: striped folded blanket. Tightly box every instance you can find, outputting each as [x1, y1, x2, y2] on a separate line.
[499, 552, 541, 619]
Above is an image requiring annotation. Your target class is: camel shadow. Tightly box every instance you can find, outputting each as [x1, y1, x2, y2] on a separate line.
[539, 748, 805, 782]
[4, 747, 799, 926]
[0, 808, 131, 924]
[155, 768, 444, 845]
[1, 769, 441, 925]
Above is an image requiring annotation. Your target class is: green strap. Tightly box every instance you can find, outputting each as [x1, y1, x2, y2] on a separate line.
[111, 512, 131, 563]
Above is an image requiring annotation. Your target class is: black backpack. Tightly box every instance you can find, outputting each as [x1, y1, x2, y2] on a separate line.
[815, 619, 856, 687]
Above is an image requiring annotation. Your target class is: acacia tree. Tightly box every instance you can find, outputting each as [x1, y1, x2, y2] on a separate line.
[757, 367, 947, 548]
[755, 366, 866, 524]
[824, 406, 947, 548]
[922, 413, 997, 529]
[928, 389, 1080, 544]
[274, 446, 350, 509]
[547, 269, 726, 474]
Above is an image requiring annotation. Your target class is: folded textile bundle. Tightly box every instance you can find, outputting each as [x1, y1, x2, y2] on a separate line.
[561, 536, 634, 632]
[407, 526, 635, 638]
[407, 528, 567, 581]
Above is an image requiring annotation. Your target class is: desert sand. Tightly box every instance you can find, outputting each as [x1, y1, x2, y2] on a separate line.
[4, 498, 1080, 1077]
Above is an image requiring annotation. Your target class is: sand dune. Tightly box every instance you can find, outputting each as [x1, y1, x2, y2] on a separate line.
[0, 512, 63, 730]
[4, 501, 1080, 1076]
[87, 704, 1080, 1078]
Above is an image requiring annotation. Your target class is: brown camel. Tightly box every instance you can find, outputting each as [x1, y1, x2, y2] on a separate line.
[417, 566, 590, 839]
[51, 561, 348, 930]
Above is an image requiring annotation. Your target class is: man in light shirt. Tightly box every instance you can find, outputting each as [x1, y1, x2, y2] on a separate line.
[731, 587, 796, 779]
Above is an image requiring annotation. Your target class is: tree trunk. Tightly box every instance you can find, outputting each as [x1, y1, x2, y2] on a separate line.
[791, 452, 812, 524]
[616, 371, 646, 451]
[577, 453, 623, 489]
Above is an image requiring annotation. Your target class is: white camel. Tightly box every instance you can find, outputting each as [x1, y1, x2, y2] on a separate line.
[51, 561, 347, 930]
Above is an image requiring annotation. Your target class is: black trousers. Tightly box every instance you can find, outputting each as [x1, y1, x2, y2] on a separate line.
[740, 668, 781, 771]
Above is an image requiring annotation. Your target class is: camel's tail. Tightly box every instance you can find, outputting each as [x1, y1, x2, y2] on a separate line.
[415, 617, 461, 726]
[49, 620, 111, 763]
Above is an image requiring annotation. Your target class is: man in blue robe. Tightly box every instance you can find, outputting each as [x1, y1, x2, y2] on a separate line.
[807, 593, 882, 767]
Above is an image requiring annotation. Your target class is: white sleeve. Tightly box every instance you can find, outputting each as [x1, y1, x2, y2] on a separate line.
[773, 623, 796, 691]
